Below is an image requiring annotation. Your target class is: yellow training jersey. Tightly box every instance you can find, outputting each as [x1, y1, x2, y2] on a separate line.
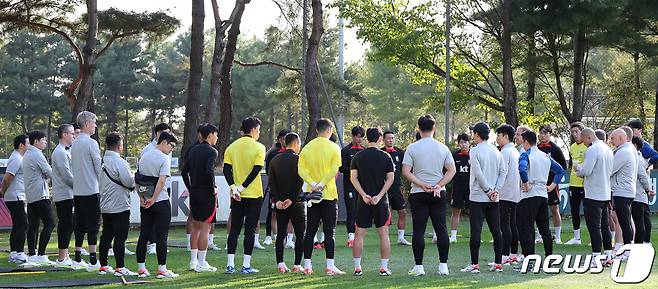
[298, 137, 342, 200]
[569, 142, 586, 187]
[224, 136, 266, 198]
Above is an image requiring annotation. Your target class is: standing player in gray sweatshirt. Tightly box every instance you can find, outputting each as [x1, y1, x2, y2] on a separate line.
[631, 136, 655, 244]
[51, 124, 76, 267]
[609, 128, 638, 247]
[71, 111, 102, 271]
[576, 128, 614, 265]
[495, 124, 521, 266]
[460, 122, 507, 274]
[0, 135, 29, 264]
[98, 132, 138, 277]
[23, 131, 54, 264]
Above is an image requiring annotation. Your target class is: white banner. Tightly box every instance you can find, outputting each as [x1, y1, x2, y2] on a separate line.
[129, 176, 232, 224]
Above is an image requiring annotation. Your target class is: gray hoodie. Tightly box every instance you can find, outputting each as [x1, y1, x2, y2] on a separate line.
[611, 142, 638, 199]
[23, 145, 52, 204]
[576, 139, 614, 201]
[100, 151, 135, 214]
[634, 151, 653, 204]
[71, 133, 102, 196]
[469, 141, 507, 203]
[51, 144, 74, 202]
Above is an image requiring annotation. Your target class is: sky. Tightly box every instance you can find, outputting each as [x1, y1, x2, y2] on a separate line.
[95, 0, 367, 63]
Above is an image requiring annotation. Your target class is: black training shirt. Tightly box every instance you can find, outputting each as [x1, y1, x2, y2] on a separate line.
[350, 147, 395, 198]
[538, 141, 567, 184]
[181, 141, 218, 196]
[268, 149, 304, 202]
[382, 146, 404, 185]
[340, 142, 364, 193]
[451, 150, 470, 192]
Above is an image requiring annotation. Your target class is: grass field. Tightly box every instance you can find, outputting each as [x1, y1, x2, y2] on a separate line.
[1, 214, 657, 289]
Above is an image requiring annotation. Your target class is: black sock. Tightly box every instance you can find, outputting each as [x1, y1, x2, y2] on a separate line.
[74, 251, 81, 262]
[90, 252, 97, 265]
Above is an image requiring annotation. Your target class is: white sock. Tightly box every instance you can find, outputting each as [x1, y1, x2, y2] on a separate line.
[198, 250, 207, 264]
[574, 229, 581, 240]
[243, 255, 252, 268]
[287, 233, 294, 243]
[611, 231, 616, 241]
[254, 234, 260, 243]
[348, 233, 355, 241]
[158, 264, 167, 272]
[208, 234, 215, 244]
[381, 259, 389, 269]
[138, 263, 146, 271]
[450, 230, 457, 239]
[227, 254, 235, 267]
[605, 250, 613, 258]
[398, 230, 405, 240]
[190, 249, 198, 264]
[314, 235, 319, 243]
[555, 227, 562, 240]
[614, 243, 622, 251]
[535, 228, 540, 237]
[278, 262, 286, 268]
[414, 264, 424, 271]
[326, 259, 335, 268]
[353, 257, 361, 268]
[187, 234, 191, 248]
[319, 232, 325, 242]
[304, 259, 312, 269]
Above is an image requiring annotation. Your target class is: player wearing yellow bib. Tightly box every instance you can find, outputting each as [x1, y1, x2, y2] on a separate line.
[223, 117, 266, 274]
[566, 122, 587, 245]
[298, 118, 344, 276]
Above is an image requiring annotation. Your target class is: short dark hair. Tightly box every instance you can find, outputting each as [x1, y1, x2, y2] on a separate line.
[13, 135, 28, 150]
[284, 133, 300, 147]
[316, 118, 334, 133]
[539, 124, 553, 134]
[366, 127, 383, 143]
[595, 129, 607, 141]
[472, 122, 490, 140]
[277, 129, 291, 139]
[200, 124, 219, 139]
[628, 119, 644, 131]
[153, 123, 172, 134]
[57, 124, 74, 139]
[105, 132, 123, 150]
[570, 122, 585, 131]
[351, 126, 365, 137]
[241, 117, 262, 134]
[457, 133, 470, 143]
[157, 131, 178, 145]
[496, 124, 515, 142]
[329, 132, 338, 143]
[418, 114, 435, 132]
[28, 131, 46, 145]
[632, 136, 643, 150]
[521, 130, 538, 145]
[415, 131, 421, 141]
[383, 131, 394, 137]
[197, 123, 209, 134]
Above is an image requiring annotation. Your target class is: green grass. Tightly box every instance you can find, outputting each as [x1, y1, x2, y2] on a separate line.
[1, 214, 658, 288]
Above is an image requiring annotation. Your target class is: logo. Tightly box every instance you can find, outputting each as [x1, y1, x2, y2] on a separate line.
[519, 244, 655, 284]
[460, 165, 469, 173]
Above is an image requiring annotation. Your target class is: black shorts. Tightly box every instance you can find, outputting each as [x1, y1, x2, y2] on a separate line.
[190, 194, 216, 223]
[569, 186, 585, 199]
[548, 187, 560, 206]
[388, 184, 406, 210]
[356, 200, 390, 228]
[450, 189, 470, 209]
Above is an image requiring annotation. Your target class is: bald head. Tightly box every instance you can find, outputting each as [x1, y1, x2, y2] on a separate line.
[610, 129, 627, 147]
[581, 128, 596, 146]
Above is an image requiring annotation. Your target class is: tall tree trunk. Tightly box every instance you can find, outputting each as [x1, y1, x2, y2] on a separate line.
[205, 0, 226, 125]
[634, 53, 646, 122]
[217, 0, 249, 165]
[181, 0, 205, 162]
[304, 0, 324, 143]
[572, 27, 586, 122]
[501, 0, 518, 126]
[72, 0, 98, 121]
[526, 32, 536, 114]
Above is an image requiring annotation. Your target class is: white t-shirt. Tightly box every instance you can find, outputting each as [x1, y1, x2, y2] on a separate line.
[138, 149, 171, 203]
